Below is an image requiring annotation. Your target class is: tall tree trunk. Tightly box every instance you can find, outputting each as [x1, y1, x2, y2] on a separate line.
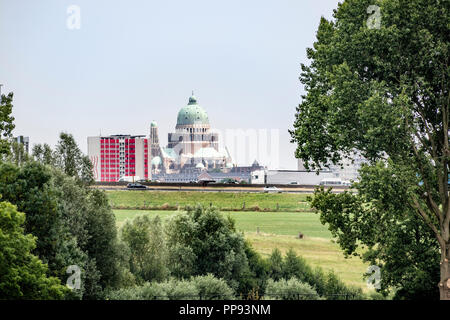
[439, 243, 450, 300]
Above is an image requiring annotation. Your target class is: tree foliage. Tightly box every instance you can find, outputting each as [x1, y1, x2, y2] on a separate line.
[53, 132, 94, 185]
[0, 156, 123, 299]
[290, 0, 450, 299]
[0, 92, 15, 156]
[268, 249, 283, 281]
[165, 205, 249, 291]
[120, 215, 169, 283]
[32, 143, 55, 166]
[106, 274, 235, 300]
[265, 278, 320, 300]
[0, 201, 68, 299]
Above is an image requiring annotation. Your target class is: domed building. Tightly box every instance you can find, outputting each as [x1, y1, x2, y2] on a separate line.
[150, 93, 232, 174]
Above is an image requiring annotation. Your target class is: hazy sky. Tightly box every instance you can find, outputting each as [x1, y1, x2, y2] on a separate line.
[0, 0, 340, 169]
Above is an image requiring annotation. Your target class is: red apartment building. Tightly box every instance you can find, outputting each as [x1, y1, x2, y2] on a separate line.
[88, 135, 149, 182]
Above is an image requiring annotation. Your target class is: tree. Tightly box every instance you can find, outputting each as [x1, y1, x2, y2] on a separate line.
[54, 132, 94, 185]
[32, 143, 55, 166]
[0, 161, 63, 265]
[282, 248, 314, 284]
[167, 243, 196, 279]
[120, 215, 169, 283]
[85, 189, 123, 291]
[290, 0, 449, 299]
[0, 92, 15, 157]
[310, 169, 440, 299]
[51, 169, 124, 299]
[165, 205, 249, 291]
[8, 140, 30, 166]
[268, 249, 283, 281]
[0, 201, 68, 299]
[265, 278, 320, 300]
[277, 248, 364, 300]
[0, 161, 124, 299]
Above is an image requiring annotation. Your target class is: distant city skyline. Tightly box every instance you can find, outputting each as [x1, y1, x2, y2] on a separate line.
[0, 0, 340, 169]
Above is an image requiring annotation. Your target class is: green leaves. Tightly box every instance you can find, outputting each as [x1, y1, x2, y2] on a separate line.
[165, 205, 249, 290]
[292, 0, 449, 299]
[0, 160, 124, 299]
[120, 215, 169, 284]
[0, 201, 68, 299]
[52, 132, 95, 186]
[0, 92, 15, 157]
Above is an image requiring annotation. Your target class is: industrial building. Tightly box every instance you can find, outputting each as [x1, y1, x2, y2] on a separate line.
[251, 169, 336, 185]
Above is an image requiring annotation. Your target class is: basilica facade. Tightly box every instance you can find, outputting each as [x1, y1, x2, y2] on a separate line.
[150, 93, 232, 175]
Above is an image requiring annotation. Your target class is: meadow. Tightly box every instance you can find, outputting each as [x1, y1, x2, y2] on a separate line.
[107, 190, 311, 211]
[109, 190, 371, 291]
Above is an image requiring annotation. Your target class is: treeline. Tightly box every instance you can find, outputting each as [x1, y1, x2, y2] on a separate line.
[0, 132, 127, 299]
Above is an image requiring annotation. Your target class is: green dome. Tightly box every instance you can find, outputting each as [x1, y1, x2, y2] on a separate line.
[176, 94, 209, 126]
[150, 120, 157, 127]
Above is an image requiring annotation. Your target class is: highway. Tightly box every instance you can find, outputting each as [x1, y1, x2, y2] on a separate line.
[92, 184, 350, 194]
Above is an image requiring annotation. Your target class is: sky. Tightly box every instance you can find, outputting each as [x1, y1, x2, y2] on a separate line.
[0, 0, 340, 169]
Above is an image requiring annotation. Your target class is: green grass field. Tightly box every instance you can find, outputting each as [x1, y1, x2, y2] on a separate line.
[113, 207, 370, 291]
[114, 209, 331, 237]
[109, 190, 370, 291]
[107, 190, 311, 212]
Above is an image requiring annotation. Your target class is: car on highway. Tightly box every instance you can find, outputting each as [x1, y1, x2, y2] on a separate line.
[126, 183, 147, 190]
[220, 178, 239, 184]
[263, 186, 283, 193]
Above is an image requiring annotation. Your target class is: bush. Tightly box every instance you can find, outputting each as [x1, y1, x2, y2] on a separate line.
[265, 278, 321, 300]
[105, 287, 142, 300]
[277, 249, 366, 300]
[139, 282, 168, 300]
[0, 161, 124, 299]
[323, 271, 365, 300]
[192, 274, 236, 300]
[0, 201, 69, 299]
[106, 275, 235, 300]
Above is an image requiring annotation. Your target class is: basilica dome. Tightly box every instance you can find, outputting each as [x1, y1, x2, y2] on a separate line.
[176, 94, 209, 127]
